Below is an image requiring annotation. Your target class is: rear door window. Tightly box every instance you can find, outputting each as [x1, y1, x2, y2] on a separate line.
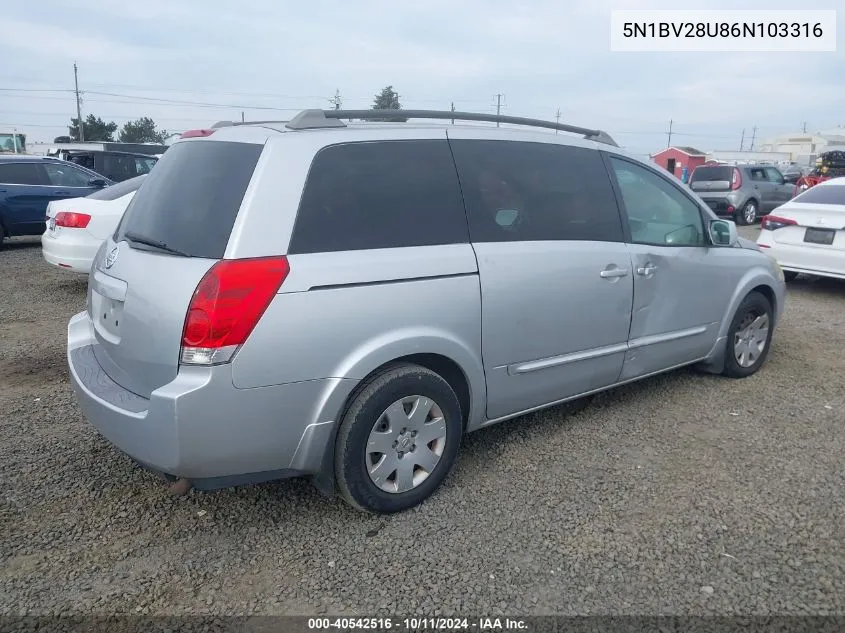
[289, 140, 467, 254]
[115, 140, 263, 259]
[449, 139, 624, 243]
[0, 162, 43, 185]
[748, 167, 768, 182]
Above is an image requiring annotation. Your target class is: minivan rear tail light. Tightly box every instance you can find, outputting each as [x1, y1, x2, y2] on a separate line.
[731, 167, 742, 191]
[180, 256, 290, 365]
[761, 215, 797, 231]
[54, 211, 91, 228]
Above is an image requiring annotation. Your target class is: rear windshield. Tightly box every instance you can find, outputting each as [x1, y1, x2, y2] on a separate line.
[690, 166, 733, 182]
[87, 175, 146, 201]
[794, 182, 845, 205]
[115, 141, 262, 259]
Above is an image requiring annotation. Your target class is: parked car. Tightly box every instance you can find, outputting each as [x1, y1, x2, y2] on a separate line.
[59, 150, 158, 182]
[67, 109, 785, 514]
[689, 164, 795, 225]
[0, 156, 112, 247]
[42, 175, 145, 273]
[781, 164, 807, 185]
[757, 177, 845, 281]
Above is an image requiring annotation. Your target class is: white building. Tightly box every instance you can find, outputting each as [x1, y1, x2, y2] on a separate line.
[759, 129, 845, 164]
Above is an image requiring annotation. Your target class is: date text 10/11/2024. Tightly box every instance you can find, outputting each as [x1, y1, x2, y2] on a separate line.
[307, 617, 529, 630]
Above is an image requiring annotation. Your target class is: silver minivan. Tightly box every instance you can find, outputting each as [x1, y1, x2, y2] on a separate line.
[68, 110, 786, 514]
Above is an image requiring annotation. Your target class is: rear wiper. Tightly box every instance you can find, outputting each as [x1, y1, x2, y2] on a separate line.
[123, 231, 192, 257]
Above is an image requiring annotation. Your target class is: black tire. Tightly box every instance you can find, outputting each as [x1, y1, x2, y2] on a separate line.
[722, 291, 774, 378]
[736, 200, 758, 226]
[335, 364, 463, 514]
[783, 271, 799, 282]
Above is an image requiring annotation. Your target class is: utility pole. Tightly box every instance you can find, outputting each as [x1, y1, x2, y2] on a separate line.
[241, 111, 245, 123]
[740, 129, 745, 151]
[451, 101, 455, 124]
[749, 125, 757, 151]
[329, 89, 342, 110]
[494, 93, 504, 127]
[802, 121, 807, 133]
[73, 61, 84, 142]
[555, 108, 561, 134]
[666, 119, 673, 148]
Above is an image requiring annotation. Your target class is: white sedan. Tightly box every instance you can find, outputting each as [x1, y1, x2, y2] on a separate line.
[41, 175, 145, 273]
[757, 177, 845, 281]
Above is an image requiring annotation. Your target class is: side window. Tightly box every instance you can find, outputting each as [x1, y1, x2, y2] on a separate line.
[764, 167, 784, 183]
[136, 157, 156, 175]
[42, 162, 94, 187]
[0, 163, 43, 185]
[103, 154, 138, 180]
[609, 157, 705, 247]
[748, 168, 767, 182]
[289, 140, 467, 254]
[449, 140, 623, 243]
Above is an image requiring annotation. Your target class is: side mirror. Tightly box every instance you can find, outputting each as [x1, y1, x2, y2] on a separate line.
[88, 178, 107, 188]
[709, 219, 738, 247]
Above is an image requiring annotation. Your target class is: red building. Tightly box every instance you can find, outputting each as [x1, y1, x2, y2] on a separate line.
[651, 146, 707, 182]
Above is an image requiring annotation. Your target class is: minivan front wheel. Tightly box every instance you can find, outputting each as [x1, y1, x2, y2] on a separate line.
[737, 201, 758, 226]
[722, 291, 773, 378]
[335, 364, 462, 513]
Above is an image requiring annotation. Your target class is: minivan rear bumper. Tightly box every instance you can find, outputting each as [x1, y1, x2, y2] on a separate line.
[67, 311, 356, 486]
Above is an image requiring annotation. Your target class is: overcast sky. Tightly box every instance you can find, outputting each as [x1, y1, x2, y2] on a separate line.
[1, 0, 843, 155]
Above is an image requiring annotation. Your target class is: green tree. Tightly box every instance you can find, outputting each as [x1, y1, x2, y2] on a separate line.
[69, 114, 118, 142]
[118, 117, 168, 144]
[371, 85, 407, 122]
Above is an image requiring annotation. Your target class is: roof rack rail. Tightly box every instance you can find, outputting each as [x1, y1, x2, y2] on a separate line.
[277, 109, 617, 146]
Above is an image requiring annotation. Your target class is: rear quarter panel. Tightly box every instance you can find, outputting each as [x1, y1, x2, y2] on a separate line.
[231, 245, 486, 427]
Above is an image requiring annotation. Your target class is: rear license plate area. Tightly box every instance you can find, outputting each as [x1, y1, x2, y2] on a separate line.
[91, 290, 124, 340]
[804, 228, 835, 245]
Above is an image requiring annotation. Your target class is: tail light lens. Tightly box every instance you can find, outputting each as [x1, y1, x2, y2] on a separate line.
[730, 167, 742, 191]
[179, 129, 215, 139]
[761, 215, 797, 231]
[54, 212, 91, 228]
[180, 257, 290, 365]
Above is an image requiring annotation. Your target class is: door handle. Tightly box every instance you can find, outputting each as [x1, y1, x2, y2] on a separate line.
[637, 264, 658, 276]
[600, 268, 629, 279]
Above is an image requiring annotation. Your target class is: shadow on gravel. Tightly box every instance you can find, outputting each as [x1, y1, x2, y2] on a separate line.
[0, 346, 67, 388]
[0, 237, 42, 251]
[787, 275, 845, 298]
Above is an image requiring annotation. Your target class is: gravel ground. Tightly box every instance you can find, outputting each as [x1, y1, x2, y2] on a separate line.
[2, 228, 845, 619]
